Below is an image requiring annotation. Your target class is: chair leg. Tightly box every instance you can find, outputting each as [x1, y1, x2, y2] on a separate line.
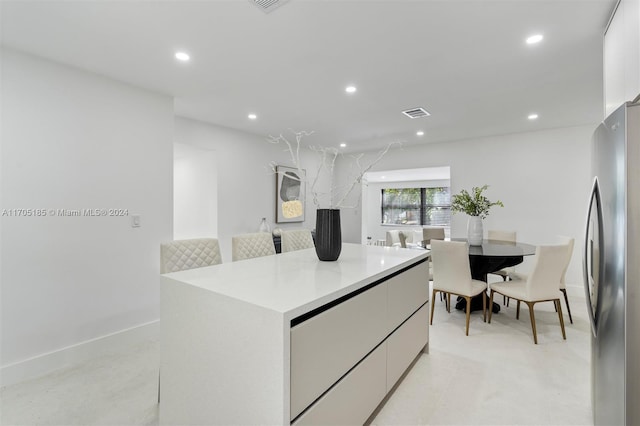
[482, 291, 487, 322]
[561, 289, 573, 324]
[447, 293, 452, 313]
[527, 302, 538, 344]
[488, 290, 495, 323]
[556, 299, 567, 340]
[501, 275, 509, 306]
[516, 300, 521, 320]
[430, 289, 437, 325]
[465, 296, 471, 336]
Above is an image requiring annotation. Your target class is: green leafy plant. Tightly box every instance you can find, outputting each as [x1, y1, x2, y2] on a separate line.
[451, 185, 504, 219]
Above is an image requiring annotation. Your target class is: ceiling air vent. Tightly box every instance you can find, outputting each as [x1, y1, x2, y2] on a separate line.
[249, 0, 290, 13]
[402, 107, 431, 119]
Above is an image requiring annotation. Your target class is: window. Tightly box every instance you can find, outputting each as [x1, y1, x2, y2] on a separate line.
[381, 187, 451, 226]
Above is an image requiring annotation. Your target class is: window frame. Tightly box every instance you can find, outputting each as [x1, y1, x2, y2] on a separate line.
[380, 186, 451, 227]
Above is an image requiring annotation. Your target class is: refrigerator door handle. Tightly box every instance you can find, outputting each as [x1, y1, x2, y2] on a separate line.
[583, 176, 603, 338]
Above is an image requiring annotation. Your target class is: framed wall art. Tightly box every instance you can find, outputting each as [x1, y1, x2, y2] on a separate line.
[276, 165, 305, 223]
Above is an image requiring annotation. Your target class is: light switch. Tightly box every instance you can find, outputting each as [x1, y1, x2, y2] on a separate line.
[131, 214, 141, 228]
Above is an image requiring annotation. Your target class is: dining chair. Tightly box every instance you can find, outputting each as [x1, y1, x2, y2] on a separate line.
[398, 231, 408, 248]
[158, 237, 223, 403]
[430, 240, 487, 336]
[281, 229, 314, 253]
[160, 238, 222, 273]
[487, 230, 517, 305]
[232, 232, 276, 261]
[488, 244, 569, 344]
[385, 230, 402, 247]
[422, 226, 445, 245]
[423, 226, 446, 303]
[422, 226, 445, 275]
[557, 235, 575, 324]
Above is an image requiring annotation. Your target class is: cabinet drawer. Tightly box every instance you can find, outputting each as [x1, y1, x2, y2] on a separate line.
[386, 302, 429, 391]
[290, 282, 387, 419]
[387, 261, 429, 333]
[293, 341, 387, 426]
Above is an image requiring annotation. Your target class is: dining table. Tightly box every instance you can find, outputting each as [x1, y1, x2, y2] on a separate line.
[451, 238, 537, 312]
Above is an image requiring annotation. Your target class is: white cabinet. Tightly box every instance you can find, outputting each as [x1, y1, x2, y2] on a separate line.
[293, 342, 388, 426]
[387, 262, 430, 334]
[386, 303, 429, 391]
[290, 282, 388, 419]
[605, 0, 640, 116]
[159, 244, 430, 425]
[290, 260, 430, 423]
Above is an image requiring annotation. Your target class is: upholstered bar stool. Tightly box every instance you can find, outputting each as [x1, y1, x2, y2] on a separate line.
[159, 237, 223, 403]
[160, 238, 222, 273]
[232, 232, 276, 261]
[281, 229, 314, 253]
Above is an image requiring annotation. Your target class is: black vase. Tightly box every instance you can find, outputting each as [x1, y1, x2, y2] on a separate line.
[315, 209, 342, 261]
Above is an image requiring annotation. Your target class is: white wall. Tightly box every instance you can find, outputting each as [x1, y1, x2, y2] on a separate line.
[173, 118, 321, 262]
[0, 48, 173, 384]
[339, 125, 595, 286]
[173, 143, 217, 240]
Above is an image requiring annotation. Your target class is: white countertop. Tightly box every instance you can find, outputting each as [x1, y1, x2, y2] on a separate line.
[161, 243, 429, 320]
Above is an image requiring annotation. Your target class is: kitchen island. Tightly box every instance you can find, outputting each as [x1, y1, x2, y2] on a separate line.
[159, 243, 430, 425]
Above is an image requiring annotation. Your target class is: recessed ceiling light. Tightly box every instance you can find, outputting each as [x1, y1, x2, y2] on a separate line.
[416, 131, 425, 136]
[175, 51, 190, 62]
[526, 34, 543, 44]
[345, 85, 357, 94]
[248, 113, 257, 120]
[381, 176, 386, 179]
[340, 143, 347, 148]
[528, 113, 539, 120]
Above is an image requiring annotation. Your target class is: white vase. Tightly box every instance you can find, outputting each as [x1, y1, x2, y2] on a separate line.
[467, 216, 483, 245]
[258, 217, 271, 233]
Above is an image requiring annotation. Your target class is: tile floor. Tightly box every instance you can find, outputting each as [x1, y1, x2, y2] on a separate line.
[1, 288, 591, 425]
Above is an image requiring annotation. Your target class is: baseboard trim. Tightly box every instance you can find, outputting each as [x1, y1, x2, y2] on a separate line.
[0, 319, 159, 388]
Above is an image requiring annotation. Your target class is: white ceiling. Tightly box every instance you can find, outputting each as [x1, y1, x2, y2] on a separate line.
[0, 0, 616, 152]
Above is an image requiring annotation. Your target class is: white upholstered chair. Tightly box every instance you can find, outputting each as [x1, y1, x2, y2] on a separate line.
[386, 230, 421, 249]
[430, 240, 487, 336]
[385, 230, 402, 247]
[487, 230, 517, 305]
[487, 230, 517, 281]
[160, 238, 222, 273]
[281, 229, 314, 253]
[232, 232, 276, 261]
[557, 235, 576, 324]
[422, 226, 445, 246]
[422, 227, 445, 282]
[488, 244, 570, 344]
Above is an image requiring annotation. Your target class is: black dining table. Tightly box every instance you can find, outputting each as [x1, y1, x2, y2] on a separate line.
[450, 238, 537, 312]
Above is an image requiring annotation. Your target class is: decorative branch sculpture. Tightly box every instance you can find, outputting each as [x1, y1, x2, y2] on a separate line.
[268, 130, 401, 209]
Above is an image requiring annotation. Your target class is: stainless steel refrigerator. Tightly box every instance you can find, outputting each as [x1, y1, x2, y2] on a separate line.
[584, 101, 640, 426]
